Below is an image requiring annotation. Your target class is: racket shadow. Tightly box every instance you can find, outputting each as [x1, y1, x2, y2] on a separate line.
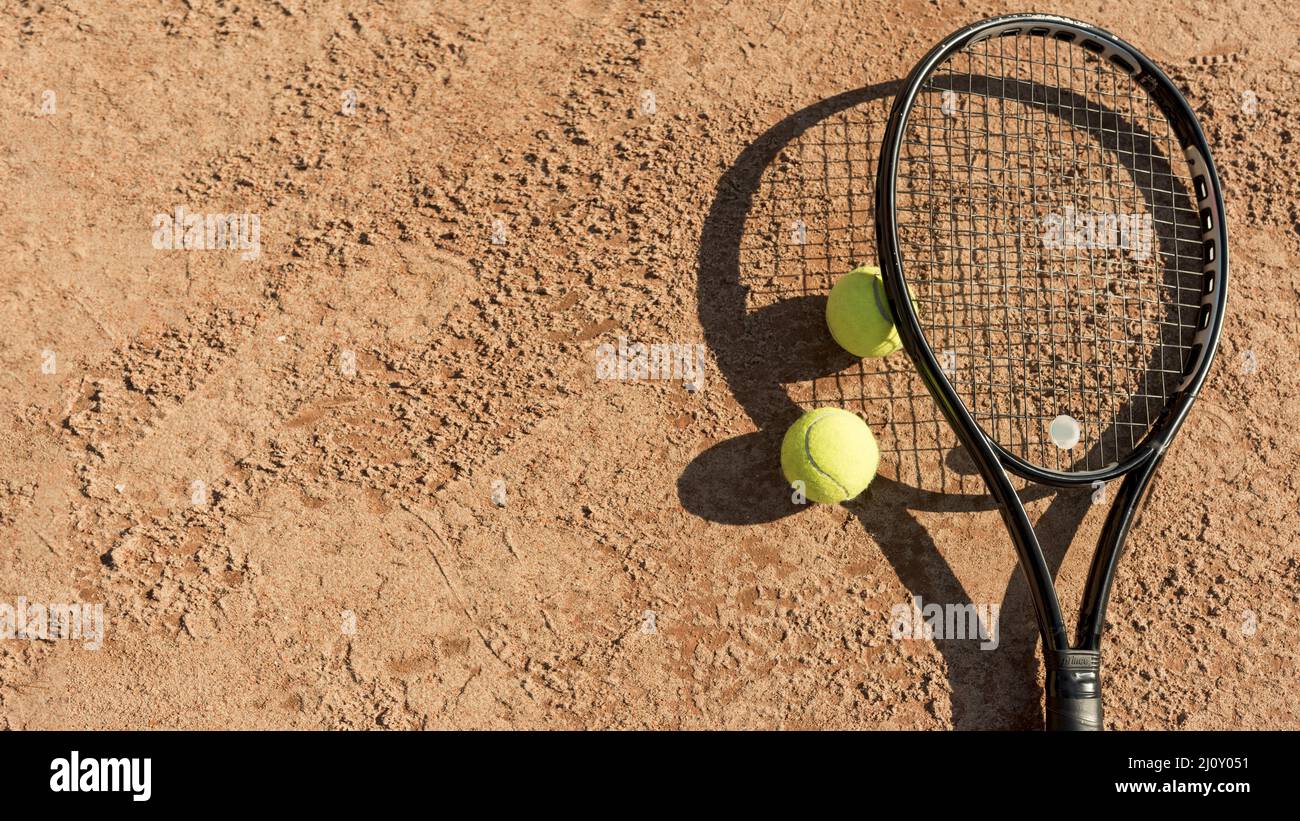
[686, 81, 1097, 728]
[849, 479, 1093, 728]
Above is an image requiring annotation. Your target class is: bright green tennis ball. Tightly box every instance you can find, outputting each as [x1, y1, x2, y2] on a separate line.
[780, 407, 880, 504]
[826, 265, 902, 358]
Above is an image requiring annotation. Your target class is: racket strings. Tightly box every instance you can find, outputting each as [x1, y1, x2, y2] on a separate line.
[894, 33, 1204, 473]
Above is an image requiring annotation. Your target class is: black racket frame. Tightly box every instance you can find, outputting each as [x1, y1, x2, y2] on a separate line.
[875, 13, 1229, 730]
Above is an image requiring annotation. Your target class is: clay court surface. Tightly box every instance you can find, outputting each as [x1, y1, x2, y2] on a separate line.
[0, 0, 1295, 729]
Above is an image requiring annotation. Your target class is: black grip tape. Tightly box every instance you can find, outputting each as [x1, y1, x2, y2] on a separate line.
[1045, 649, 1103, 731]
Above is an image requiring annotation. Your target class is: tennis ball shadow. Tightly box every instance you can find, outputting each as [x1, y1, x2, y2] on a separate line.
[678, 295, 856, 524]
[677, 430, 796, 525]
[754, 294, 860, 385]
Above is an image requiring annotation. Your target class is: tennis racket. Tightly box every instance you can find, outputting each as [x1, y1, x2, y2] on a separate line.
[875, 14, 1228, 729]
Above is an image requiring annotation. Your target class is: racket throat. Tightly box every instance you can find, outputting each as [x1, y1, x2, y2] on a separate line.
[1045, 649, 1103, 731]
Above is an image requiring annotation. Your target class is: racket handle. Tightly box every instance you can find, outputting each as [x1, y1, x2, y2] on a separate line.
[1045, 650, 1103, 731]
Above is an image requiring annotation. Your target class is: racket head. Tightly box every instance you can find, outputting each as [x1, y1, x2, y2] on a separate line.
[875, 14, 1228, 486]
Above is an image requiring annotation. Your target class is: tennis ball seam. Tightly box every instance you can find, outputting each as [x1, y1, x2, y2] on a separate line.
[870, 275, 896, 325]
[802, 415, 850, 500]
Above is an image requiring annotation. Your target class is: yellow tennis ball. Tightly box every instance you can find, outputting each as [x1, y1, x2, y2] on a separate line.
[780, 407, 879, 504]
[826, 265, 903, 358]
